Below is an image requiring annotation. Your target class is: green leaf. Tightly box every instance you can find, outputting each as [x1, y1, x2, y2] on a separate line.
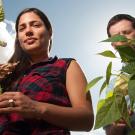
[98, 50, 116, 58]
[86, 76, 103, 92]
[122, 62, 135, 74]
[99, 80, 107, 95]
[129, 130, 135, 135]
[106, 90, 113, 98]
[97, 99, 105, 112]
[94, 95, 121, 129]
[101, 35, 128, 43]
[114, 91, 131, 128]
[128, 75, 135, 101]
[106, 62, 112, 84]
[116, 45, 135, 62]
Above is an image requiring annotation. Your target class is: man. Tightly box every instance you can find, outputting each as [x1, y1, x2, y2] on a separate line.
[107, 14, 135, 47]
[104, 14, 135, 135]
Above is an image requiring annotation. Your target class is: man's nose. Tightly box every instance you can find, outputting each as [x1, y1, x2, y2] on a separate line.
[112, 42, 126, 48]
[119, 32, 125, 36]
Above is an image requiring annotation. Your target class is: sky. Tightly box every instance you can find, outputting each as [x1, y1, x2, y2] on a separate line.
[0, 0, 135, 134]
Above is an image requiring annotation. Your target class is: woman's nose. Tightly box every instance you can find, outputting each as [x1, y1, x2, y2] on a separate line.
[25, 26, 33, 36]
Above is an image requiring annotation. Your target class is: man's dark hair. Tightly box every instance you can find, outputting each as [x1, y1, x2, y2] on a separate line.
[107, 14, 135, 37]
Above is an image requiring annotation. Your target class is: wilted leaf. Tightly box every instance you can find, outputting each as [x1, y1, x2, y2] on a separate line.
[86, 76, 103, 92]
[98, 50, 116, 58]
[101, 35, 128, 43]
[106, 62, 112, 84]
[0, 62, 19, 80]
[0, 40, 7, 47]
[0, 1, 4, 22]
[114, 74, 129, 96]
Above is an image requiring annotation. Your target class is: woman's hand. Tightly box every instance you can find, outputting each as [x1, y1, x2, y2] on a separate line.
[0, 92, 42, 119]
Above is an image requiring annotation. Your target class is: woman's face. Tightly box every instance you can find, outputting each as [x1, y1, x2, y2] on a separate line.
[17, 12, 51, 55]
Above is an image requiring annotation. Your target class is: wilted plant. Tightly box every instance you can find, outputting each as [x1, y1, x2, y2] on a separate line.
[0, 0, 19, 93]
[0, 0, 7, 47]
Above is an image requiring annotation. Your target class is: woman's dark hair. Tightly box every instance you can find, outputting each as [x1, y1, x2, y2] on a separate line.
[107, 14, 135, 37]
[1, 8, 52, 91]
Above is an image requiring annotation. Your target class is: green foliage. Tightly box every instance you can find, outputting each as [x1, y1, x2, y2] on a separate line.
[99, 80, 107, 95]
[106, 62, 112, 84]
[86, 76, 103, 92]
[116, 45, 135, 62]
[87, 35, 135, 131]
[98, 50, 116, 58]
[101, 35, 128, 42]
[122, 62, 135, 74]
[95, 95, 122, 129]
[128, 75, 135, 100]
[97, 99, 105, 112]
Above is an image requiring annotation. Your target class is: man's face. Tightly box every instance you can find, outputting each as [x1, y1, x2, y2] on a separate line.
[109, 19, 135, 48]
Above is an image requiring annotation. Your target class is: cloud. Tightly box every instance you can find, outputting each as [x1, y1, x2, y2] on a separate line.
[0, 19, 15, 63]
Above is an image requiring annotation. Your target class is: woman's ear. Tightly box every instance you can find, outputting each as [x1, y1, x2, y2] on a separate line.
[49, 39, 52, 52]
[49, 28, 52, 37]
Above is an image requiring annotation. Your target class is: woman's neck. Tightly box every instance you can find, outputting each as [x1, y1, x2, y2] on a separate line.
[30, 54, 49, 65]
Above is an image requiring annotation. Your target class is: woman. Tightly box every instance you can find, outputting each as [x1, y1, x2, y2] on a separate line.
[0, 8, 94, 135]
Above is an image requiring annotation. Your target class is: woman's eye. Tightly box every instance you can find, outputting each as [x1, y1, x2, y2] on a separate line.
[33, 23, 41, 27]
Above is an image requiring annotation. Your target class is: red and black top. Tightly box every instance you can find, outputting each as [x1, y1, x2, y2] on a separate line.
[0, 56, 74, 135]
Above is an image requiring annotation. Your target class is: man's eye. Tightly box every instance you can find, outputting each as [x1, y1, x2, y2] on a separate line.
[123, 31, 131, 35]
[18, 27, 25, 32]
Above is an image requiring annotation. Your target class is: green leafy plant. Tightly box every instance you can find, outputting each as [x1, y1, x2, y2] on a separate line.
[87, 35, 135, 134]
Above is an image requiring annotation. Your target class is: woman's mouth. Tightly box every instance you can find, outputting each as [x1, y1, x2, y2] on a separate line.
[24, 38, 37, 45]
